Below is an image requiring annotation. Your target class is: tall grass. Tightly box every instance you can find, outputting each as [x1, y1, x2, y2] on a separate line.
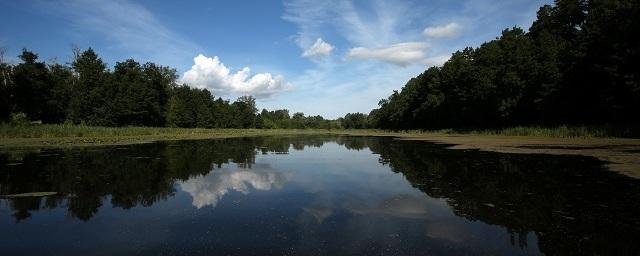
[0, 124, 312, 139]
[1, 124, 638, 139]
[420, 125, 640, 138]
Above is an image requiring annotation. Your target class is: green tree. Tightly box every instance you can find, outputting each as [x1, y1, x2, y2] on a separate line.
[0, 47, 14, 121]
[342, 113, 369, 129]
[68, 48, 109, 125]
[211, 97, 234, 128]
[46, 63, 75, 123]
[232, 96, 257, 128]
[142, 63, 176, 126]
[166, 85, 196, 127]
[166, 85, 218, 128]
[12, 49, 51, 122]
[369, 0, 640, 129]
[111, 59, 173, 127]
[291, 112, 306, 129]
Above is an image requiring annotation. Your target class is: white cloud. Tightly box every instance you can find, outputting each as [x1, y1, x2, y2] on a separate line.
[181, 54, 291, 98]
[282, 0, 408, 54]
[346, 42, 428, 66]
[423, 22, 463, 39]
[302, 38, 334, 58]
[279, 0, 432, 117]
[281, 0, 546, 117]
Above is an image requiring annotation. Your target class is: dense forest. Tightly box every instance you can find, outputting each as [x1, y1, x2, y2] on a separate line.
[0, 48, 339, 129]
[1, 0, 638, 130]
[357, 0, 639, 130]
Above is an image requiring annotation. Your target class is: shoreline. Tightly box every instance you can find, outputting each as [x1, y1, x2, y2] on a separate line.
[391, 134, 640, 179]
[2, 128, 639, 179]
[0, 129, 329, 149]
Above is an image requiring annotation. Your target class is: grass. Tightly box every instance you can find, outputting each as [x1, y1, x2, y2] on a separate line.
[355, 125, 640, 139]
[0, 124, 333, 148]
[0, 123, 638, 148]
[2, 123, 640, 179]
[0, 123, 298, 138]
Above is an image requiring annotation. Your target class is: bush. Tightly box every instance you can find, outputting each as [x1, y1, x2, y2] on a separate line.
[10, 112, 30, 126]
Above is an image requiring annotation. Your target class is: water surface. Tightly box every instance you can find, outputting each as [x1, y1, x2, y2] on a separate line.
[1, 136, 639, 255]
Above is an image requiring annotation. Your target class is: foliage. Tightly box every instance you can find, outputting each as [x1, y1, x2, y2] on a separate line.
[340, 112, 370, 129]
[1, 48, 335, 129]
[9, 112, 29, 126]
[369, 0, 640, 130]
[0, 47, 13, 122]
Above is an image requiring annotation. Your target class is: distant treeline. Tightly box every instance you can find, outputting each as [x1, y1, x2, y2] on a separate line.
[346, 0, 639, 130]
[0, 48, 340, 129]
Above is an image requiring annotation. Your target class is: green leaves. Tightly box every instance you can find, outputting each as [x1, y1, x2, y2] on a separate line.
[370, 0, 640, 129]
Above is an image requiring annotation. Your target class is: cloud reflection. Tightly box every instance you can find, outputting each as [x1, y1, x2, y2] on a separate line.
[180, 166, 291, 208]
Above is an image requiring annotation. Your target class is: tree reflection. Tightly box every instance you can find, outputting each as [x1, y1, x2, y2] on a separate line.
[0, 136, 334, 221]
[1, 135, 639, 255]
[362, 138, 640, 255]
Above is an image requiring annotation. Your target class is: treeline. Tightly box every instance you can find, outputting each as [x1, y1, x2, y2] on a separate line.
[0, 48, 339, 129]
[362, 0, 639, 129]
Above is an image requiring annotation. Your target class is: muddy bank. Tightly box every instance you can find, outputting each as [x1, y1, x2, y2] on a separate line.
[394, 135, 640, 179]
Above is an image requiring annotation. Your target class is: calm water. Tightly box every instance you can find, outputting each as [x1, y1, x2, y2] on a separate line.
[1, 136, 639, 255]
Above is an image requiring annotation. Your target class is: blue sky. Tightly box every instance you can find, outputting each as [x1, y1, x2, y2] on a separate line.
[0, 0, 551, 118]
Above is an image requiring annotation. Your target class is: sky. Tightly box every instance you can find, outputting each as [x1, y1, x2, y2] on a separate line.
[0, 0, 552, 118]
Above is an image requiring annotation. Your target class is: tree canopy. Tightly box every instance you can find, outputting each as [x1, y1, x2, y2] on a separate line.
[367, 0, 639, 130]
[0, 48, 338, 129]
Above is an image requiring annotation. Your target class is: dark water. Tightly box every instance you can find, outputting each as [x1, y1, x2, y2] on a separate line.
[1, 136, 639, 255]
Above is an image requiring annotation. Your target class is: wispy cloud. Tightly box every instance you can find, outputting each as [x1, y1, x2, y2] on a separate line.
[40, 0, 292, 98]
[346, 42, 428, 66]
[283, 0, 415, 52]
[302, 38, 334, 58]
[280, 0, 432, 117]
[423, 22, 463, 39]
[38, 0, 199, 69]
[282, 0, 335, 48]
[276, 0, 549, 115]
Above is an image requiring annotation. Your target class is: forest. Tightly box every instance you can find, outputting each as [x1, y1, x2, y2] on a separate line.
[1, 0, 638, 131]
[364, 0, 639, 129]
[0, 48, 339, 129]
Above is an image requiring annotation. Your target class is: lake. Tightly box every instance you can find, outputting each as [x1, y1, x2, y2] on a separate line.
[1, 135, 639, 255]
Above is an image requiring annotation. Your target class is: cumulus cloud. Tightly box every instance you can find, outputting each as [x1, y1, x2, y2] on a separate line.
[302, 38, 334, 58]
[181, 54, 291, 98]
[346, 42, 428, 66]
[423, 22, 463, 39]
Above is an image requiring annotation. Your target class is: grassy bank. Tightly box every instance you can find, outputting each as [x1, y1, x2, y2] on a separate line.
[0, 123, 308, 139]
[0, 124, 331, 148]
[2, 124, 640, 178]
[0, 124, 638, 148]
[1, 124, 638, 140]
